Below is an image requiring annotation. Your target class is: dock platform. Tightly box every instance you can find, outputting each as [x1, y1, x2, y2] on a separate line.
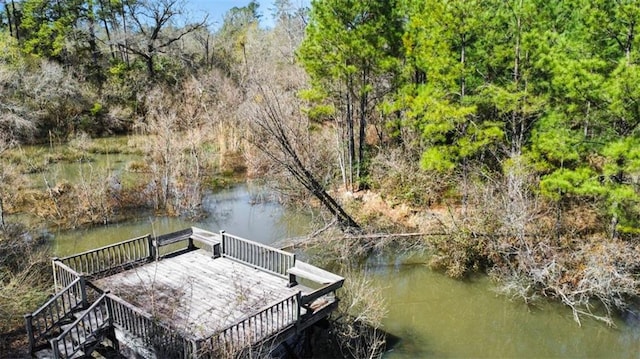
[24, 228, 344, 358]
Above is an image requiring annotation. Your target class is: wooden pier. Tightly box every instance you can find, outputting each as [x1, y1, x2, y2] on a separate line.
[25, 228, 344, 358]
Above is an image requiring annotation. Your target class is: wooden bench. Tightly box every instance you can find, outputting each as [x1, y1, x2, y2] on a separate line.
[190, 228, 222, 258]
[287, 261, 343, 286]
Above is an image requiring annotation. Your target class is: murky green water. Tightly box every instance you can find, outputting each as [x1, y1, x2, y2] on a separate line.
[52, 184, 314, 255]
[17, 144, 138, 190]
[371, 262, 640, 358]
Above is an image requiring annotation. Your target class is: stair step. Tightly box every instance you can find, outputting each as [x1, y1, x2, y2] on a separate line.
[32, 295, 117, 359]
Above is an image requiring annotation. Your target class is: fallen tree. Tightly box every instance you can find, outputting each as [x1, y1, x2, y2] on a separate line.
[248, 87, 360, 231]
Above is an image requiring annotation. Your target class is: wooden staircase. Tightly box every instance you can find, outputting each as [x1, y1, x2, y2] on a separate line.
[25, 279, 120, 358]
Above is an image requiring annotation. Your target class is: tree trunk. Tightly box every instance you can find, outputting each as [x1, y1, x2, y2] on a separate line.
[346, 75, 355, 191]
[511, 2, 523, 155]
[87, 2, 104, 87]
[357, 67, 368, 190]
[10, 0, 19, 40]
[121, 4, 129, 65]
[97, 0, 116, 60]
[5, 3, 13, 38]
[146, 54, 155, 78]
[251, 88, 361, 231]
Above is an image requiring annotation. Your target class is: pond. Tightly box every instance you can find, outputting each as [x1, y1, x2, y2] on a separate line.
[50, 184, 640, 358]
[52, 183, 313, 255]
[368, 259, 639, 358]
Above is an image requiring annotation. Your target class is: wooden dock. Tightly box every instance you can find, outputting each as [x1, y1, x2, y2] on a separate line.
[24, 228, 344, 358]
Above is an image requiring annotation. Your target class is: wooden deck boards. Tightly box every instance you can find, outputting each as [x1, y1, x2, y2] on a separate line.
[92, 250, 301, 340]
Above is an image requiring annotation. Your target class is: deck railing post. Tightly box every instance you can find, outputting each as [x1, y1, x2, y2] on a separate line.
[287, 254, 297, 287]
[154, 236, 160, 261]
[220, 230, 226, 256]
[104, 292, 120, 353]
[295, 292, 302, 334]
[24, 313, 35, 354]
[52, 257, 60, 292]
[147, 234, 155, 261]
[50, 337, 61, 359]
[79, 276, 89, 308]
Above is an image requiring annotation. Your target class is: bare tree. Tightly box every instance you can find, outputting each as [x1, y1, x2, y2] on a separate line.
[248, 88, 360, 231]
[119, 0, 207, 79]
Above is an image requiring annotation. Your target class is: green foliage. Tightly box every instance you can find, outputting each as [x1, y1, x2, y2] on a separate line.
[20, 0, 84, 59]
[90, 102, 103, 116]
[299, 88, 335, 121]
[387, 0, 640, 234]
[529, 113, 581, 170]
[540, 167, 602, 200]
[298, 0, 403, 189]
[0, 30, 22, 65]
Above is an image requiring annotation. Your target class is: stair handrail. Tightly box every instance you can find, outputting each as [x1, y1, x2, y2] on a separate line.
[49, 292, 111, 359]
[24, 276, 88, 354]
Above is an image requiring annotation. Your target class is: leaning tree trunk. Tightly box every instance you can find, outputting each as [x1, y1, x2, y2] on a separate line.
[250, 88, 360, 231]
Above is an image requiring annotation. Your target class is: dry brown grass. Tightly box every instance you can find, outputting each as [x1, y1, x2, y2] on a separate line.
[331, 271, 388, 359]
[0, 224, 52, 357]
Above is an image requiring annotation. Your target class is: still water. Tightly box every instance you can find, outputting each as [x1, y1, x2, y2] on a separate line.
[370, 261, 640, 358]
[52, 184, 313, 255]
[51, 185, 640, 358]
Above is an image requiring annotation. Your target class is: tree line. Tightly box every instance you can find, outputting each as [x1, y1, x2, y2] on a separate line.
[292, 0, 640, 324]
[0, 0, 286, 140]
[298, 0, 640, 238]
[1, 0, 638, 241]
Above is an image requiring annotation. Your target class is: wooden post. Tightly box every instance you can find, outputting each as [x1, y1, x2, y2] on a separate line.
[219, 230, 226, 256]
[287, 254, 297, 287]
[104, 292, 120, 353]
[24, 313, 35, 354]
[288, 272, 298, 288]
[149, 234, 160, 261]
[50, 337, 61, 359]
[52, 257, 60, 292]
[147, 235, 155, 261]
[295, 292, 302, 334]
[79, 276, 89, 309]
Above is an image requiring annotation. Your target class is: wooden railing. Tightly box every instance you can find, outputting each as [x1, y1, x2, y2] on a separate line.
[59, 234, 152, 277]
[24, 277, 88, 354]
[287, 261, 345, 308]
[196, 292, 300, 358]
[50, 293, 111, 359]
[107, 294, 192, 358]
[221, 232, 295, 278]
[26, 228, 345, 358]
[52, 259, 81, 292]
